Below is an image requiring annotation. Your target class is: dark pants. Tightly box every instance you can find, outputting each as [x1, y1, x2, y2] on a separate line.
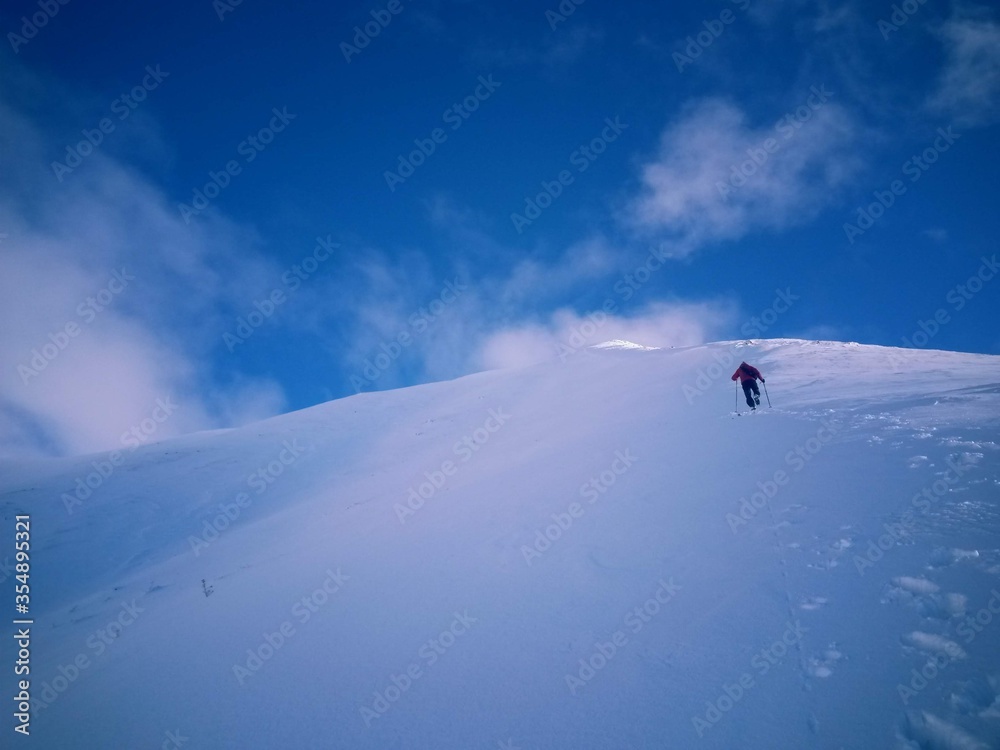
[742, 380, 760, 408]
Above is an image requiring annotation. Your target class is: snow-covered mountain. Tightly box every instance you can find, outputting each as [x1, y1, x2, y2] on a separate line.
[2, 339, 999, 749]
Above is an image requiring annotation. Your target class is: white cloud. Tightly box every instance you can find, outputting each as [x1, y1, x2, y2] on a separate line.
[921, 228, 949, 243]
[474, 324, 559, 372]
[0, 75, 287, 459]
[207, 378, 289, 429]
[352, 193, 739, 386]
[476, 301, 735, 371]
[499, 234, 620, 307]
[624, 96, 862, 255]
[544, 25, 604, 67]
[326, 228, 733, 388]
[928, 12, 1000, 126]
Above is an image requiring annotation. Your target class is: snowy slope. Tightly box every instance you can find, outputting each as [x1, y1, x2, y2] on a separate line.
[2, 339, 999, 750]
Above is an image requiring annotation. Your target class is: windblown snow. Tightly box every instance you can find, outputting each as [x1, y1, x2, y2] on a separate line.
[589, 339, 661, 351]
[2, 339, 999, 749]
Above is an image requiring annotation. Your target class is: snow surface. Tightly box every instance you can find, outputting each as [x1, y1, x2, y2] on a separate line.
[2, 339, 1000, 749]
[589, 340, 661, 351]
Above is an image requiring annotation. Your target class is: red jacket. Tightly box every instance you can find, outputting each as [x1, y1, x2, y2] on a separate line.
[732, 362, 763, 384]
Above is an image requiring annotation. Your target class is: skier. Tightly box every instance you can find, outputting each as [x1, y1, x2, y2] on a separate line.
[732, 362, 765, 410]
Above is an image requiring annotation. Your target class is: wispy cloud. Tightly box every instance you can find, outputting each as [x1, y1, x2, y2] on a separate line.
[0, 73, 287, 458]
[544, 25, 604, 67]
[921, 228, 949, 244]
[470, 24, 603, 72]
[329, 209, 730, 388]
[475, 301, 735, 371]
[927, 9, 1000, 127]
[623, 95, 862, 255]
[498, 234, 619, 307]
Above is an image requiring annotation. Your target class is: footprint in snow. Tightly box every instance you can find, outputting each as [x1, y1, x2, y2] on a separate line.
[892, 576, 940, 596]
[804, 534, 858, 571]
[799, 595, 829, 611]
[929, 547, 981, 569]
[900, 631, 968, 662]
[806, 643, 844, 678]
[882, 576, 967, 621]
[780, 503, 809, 520]
[898, 710, 992, 750]
[949, 675, 1000, 720]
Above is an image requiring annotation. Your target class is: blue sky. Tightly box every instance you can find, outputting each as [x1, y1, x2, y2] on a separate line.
[1, 0, 998, 457]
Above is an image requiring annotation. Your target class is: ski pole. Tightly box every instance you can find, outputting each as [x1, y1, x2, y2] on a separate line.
[763, 381, 771, 408]
[735, 382, 739, 415]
